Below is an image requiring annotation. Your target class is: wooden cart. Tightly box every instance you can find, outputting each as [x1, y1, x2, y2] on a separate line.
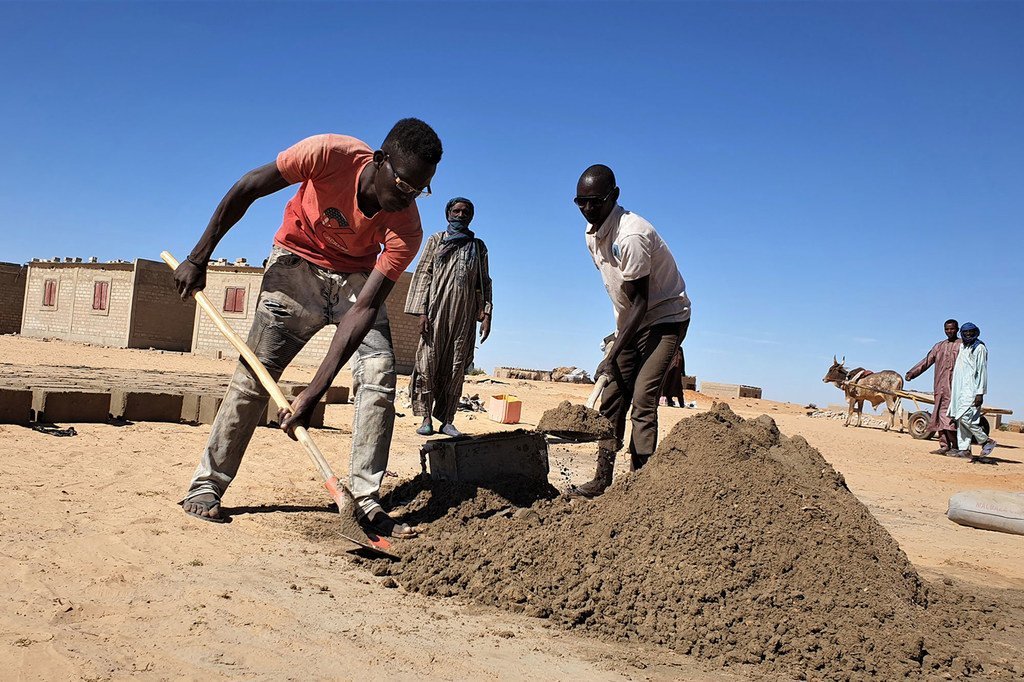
[845, 380, 1013, 440]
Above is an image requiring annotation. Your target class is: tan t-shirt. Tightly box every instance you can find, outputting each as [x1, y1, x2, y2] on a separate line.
[585, 204, 691, 330]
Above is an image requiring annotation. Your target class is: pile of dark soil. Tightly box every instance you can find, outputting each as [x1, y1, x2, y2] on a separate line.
[379, 404, 1020, 679]
[536, 400, 614, 440]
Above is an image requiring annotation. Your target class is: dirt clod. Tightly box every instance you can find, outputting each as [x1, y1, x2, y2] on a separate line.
[536, 400, 613, 440]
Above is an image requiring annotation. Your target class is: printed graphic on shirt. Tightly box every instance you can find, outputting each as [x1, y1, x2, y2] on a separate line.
[318, 207, 355, 251]
[320, 207, 351, 230]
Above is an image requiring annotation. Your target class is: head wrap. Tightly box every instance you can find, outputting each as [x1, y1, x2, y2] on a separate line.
[437, 197, 477, 262]
[445, 197, 474, 222]
[960, 322, 979, 333]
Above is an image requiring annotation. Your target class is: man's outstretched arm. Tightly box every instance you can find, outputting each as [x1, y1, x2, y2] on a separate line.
[905, 346, 937, 382]
[173, 162, 290, 300]
[279, 269, 397, 437]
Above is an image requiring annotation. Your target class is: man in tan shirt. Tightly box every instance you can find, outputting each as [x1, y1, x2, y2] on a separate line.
[573, 164, 691, 497]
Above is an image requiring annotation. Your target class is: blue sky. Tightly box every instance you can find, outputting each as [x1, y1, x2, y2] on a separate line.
[1, 2, 1021, 415]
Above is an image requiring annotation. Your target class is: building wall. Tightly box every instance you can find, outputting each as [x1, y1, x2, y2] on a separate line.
[21, 262, 135, 346]
[191, 266, 264, 353]
[0, 263, 26, 334]
[126, 259, 197, 351]
[192, 269, 418, 374]
[700, 382, 763, 399]
[385, 272, 417, 374]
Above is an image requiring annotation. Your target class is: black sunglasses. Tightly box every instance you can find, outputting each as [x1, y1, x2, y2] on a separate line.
[573, 188, 615, 207]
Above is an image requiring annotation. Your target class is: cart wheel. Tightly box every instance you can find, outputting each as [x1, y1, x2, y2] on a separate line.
[908, 411, 934, 440]
[972, 416, 991, 444]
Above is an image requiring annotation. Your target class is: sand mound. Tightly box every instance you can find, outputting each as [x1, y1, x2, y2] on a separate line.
[536, 400, 614, 440]
[382, 404, 1013, 679]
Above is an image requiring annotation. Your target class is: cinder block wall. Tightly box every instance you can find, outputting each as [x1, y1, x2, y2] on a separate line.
[386, 273, 418, 374]
[127, 259, 197, 351]
[700, 382, 763, 400]
[191, 266, 263, 353]
[22, 262, 135, 346]
[0, 263, 26, 334]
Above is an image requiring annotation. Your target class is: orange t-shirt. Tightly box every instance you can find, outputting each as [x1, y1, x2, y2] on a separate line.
[273, 134, 422, 281]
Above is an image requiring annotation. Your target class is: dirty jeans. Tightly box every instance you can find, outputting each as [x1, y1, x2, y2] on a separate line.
[954, 407, 989, 452]
[182, 245, 396, 517]
[599, 319, 689, 458]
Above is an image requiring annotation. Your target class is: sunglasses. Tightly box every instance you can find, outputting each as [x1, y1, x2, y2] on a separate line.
[573, 188, 615, 208]
[385, 155, 431, 198]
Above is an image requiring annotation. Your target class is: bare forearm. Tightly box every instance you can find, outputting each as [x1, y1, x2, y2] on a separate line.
[607, 301, 647, 363]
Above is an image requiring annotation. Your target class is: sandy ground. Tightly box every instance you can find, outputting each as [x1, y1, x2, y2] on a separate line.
[1, 335, 1021, 680]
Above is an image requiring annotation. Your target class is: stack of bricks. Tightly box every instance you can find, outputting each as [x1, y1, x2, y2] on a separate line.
[494, 367, 555, 382]
[0, 362, 349, 427]
[0, 262, 26, 335]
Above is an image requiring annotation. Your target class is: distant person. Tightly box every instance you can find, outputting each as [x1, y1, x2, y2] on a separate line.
[572, 164, 691, 498]
[905, 319, 961, 454]
[660, 344, 687, 408]
[405, 197, 492, 437]
[947, 322, 997, 459]
[172, 119, 442, 539]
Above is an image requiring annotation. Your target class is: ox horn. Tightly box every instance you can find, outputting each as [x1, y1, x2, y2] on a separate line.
[833, 354, 838, 364]
[840, 355, 845, 365]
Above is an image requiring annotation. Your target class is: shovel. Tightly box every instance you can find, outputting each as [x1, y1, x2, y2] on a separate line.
[161, 251, 396, 558]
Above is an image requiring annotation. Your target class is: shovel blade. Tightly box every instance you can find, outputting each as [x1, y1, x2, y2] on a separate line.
[325, 476, 399, 559]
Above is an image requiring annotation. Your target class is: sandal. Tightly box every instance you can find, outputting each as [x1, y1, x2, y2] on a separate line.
[360, 508, 417, 539]
[181, 497, 228, 523]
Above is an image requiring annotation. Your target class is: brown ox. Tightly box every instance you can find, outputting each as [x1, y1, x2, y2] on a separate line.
[822, 356, 904, 432]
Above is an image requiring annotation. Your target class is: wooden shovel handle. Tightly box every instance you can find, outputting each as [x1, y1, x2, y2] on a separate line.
[586, 375, 609, 410]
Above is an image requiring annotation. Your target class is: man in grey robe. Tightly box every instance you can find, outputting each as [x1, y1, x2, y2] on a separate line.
[905, 318, 961, 454]
[405, 197, 493, 437]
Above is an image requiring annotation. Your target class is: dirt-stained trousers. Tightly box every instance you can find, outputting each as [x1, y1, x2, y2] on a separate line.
[181, 245, 396, 517]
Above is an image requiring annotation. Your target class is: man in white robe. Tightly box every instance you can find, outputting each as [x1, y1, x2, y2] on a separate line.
[947, 322, 997, 459]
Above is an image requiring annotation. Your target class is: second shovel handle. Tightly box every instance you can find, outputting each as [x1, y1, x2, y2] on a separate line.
[586, 375, 609, 410]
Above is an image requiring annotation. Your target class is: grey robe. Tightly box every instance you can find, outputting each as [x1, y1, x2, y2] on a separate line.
[404, 232, 492, 423]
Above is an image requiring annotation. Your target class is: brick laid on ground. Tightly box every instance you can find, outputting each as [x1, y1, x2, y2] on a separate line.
[32, 389, 111, 423]
[110, 390, 185, 422]
[0, 388, 33, 424]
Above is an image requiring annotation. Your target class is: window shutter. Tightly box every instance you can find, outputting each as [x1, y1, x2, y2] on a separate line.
[223, 287, 245, 313]
[92, 281, 109, 310]
[43, 279, 56, 307]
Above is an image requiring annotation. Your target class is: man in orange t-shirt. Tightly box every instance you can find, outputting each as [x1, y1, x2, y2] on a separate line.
[172, 118, 442, 538]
